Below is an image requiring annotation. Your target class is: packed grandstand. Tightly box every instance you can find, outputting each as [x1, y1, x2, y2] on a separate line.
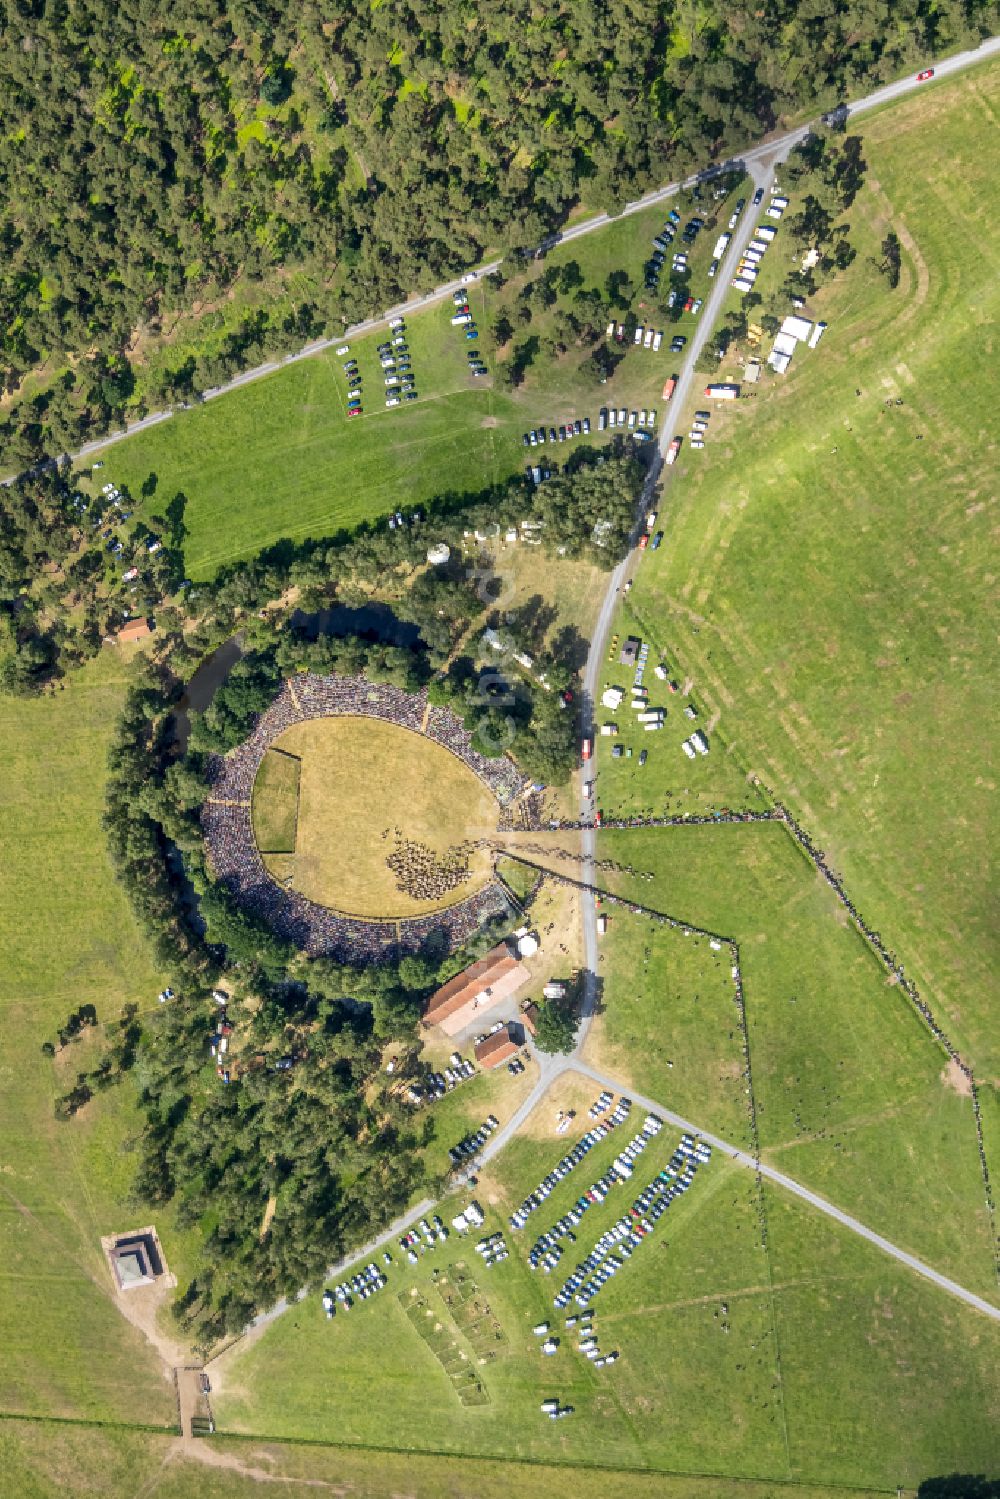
[201, 673, 522, 961]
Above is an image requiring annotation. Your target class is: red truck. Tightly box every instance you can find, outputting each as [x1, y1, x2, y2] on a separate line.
[581, 737, 592, 761]
[662, 375, 677, 401]
[665, 436, 682, 466]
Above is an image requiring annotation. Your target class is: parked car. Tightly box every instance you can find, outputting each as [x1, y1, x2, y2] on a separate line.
[917, 68, 934, 81]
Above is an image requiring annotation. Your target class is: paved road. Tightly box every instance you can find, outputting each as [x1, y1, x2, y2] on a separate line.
[574, 149, 775, 1056]
[25, 36, 998, 480]
[571, 1059, 1000, 1323]
[205, 39, 1000, 1363]
[210, 1034, 999, 1371]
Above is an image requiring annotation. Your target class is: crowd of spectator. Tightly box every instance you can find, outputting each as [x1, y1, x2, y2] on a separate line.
[425, 704, 522, 804]
[201, 672, 519, 962]
[205, 672, 522, 809]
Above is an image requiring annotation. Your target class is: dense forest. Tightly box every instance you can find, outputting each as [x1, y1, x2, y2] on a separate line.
[1, 0, 994, 465]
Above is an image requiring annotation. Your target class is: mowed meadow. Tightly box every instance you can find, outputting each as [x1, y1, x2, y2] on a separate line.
[0, 656, 179, 1423]
[594, 822, 998, 1302]
[621, 63, 1000, 1075]
[213, 1092, 1000, 1491]
[88, 196, 702, 581]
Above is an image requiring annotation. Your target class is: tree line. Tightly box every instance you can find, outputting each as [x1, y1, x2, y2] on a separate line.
[1, 0, 992, 467]
[1, 438, 643, 698]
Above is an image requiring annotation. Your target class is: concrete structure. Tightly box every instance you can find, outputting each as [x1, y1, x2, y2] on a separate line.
[424, 945, 530, 1036]
[105, 1227, 166, 1292]
[475, 1023, 520, 1070]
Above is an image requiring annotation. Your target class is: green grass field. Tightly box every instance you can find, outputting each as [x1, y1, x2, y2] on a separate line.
[0, 1418, 897, 1499]
[593, 822, 996, 1301]
[583, 912, 754, 1149]
[249, 747, 300, 853]
[212, 1096, 1000, 1490]
[592, 596, 772, 819]
[0, 657, 183, 1425]
[609, 65, 1000, 1079]
[86, 188, 746, 582]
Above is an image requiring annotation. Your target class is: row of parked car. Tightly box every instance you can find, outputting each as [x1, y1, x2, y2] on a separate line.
[322, 1261, 389, 1316]
[449, 287, 487, 377]
[554, 1137, 712, 1309]
[509, 1098, 633, 1229]
[525, 1113, 662, 1272]
[598, 406, 656, 433]
[522, 416, 591, 446]
[399, 1214, 449, 1263]
[380, 316, 420, 407]
[688, 406, 712, 451]
[449, 1112, 500, 1165]
[474, 1230, 510, 1267]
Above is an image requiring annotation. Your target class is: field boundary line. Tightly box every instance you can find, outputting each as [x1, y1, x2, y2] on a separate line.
[498, 839, 1000, 1309]
[204, 1420, 899, 1491]
[533, 805, 998, 1287]
[0, 1410, 177, 1435]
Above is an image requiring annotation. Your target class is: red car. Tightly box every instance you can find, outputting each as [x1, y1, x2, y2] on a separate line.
[347, 407, 362, 417]
[638, 534, 649, 550]
[916, 68, 934, 81]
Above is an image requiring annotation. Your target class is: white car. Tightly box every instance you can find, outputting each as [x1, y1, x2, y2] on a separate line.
[336, 345, 350, 356]
[386, 397, 401, 407]
[389, 316, 405, 329]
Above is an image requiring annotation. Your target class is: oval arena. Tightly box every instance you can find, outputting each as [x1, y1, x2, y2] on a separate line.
[201, 672, 524, 962]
